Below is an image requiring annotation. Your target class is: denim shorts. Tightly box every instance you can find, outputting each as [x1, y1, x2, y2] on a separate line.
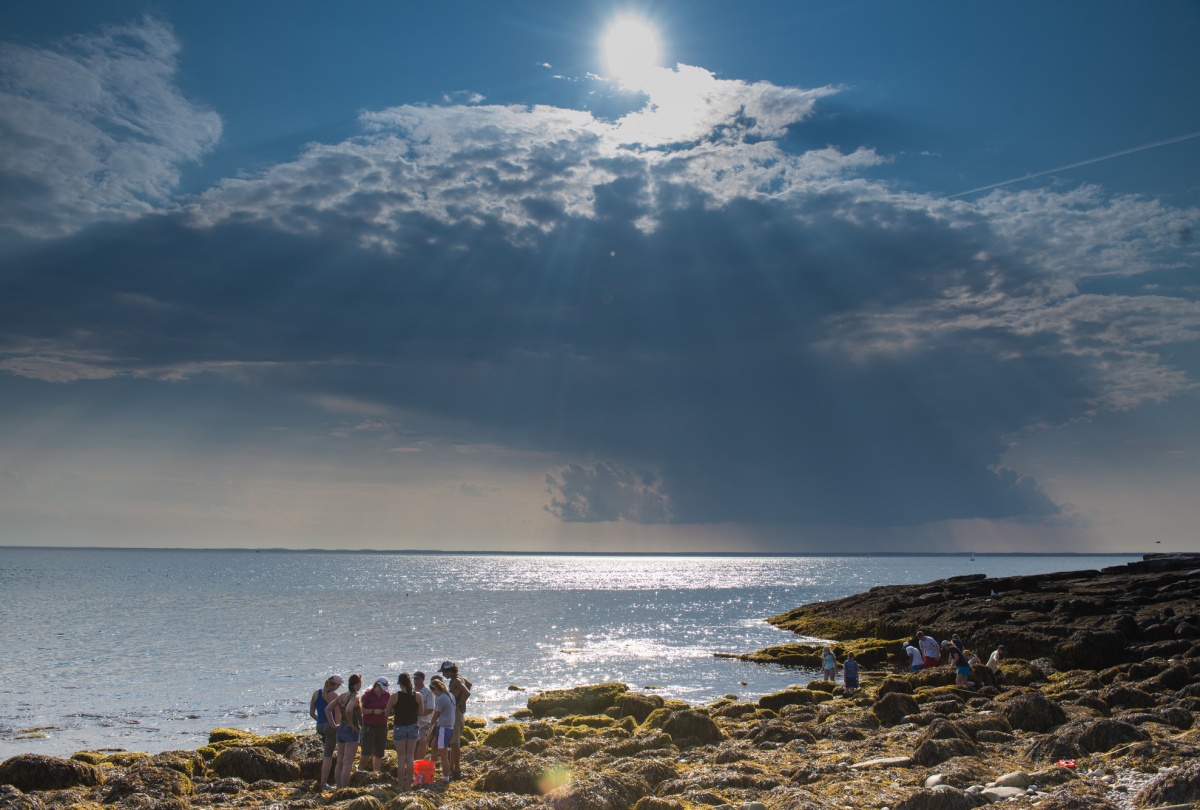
[336, 723, 359, 744]
[393, 723, 420, 742]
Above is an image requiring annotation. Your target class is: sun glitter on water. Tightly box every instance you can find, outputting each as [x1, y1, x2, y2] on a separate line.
[602, 16, 660, 89]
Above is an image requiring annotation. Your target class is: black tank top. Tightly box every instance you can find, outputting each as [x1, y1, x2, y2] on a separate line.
[393, 691, 419, 726]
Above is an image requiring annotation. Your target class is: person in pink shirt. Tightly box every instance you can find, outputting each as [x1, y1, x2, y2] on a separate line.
[358, 677, 391, 772]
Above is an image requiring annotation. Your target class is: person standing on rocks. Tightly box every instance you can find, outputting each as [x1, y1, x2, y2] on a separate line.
[944, 641, 970, 687]
[440, 661, 472, 779]
[842, 652, 859, 695]
[386, 673, 421, 790]
[918, 631, 940, 669]
[821, 646, 837, 682]
[428, 677, 456, 782]
[986, 644, 1006, 672]
[358, 677, 391, 773]
[308, 675, 342, 788]
[326, 673, 363, 789]
[413, 671, 435, 761]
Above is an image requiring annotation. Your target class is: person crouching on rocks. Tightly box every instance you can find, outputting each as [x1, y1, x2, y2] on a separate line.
[387, 673, 421, 790]
[359, 677, 391, 772]
[986, 644, 1006, 672]
[309, 675, 342, 788]
[821, 646, 837, 682]
[903, 641, 924, 673]
[326, 673, 362, 789]
[428, 678, 456, 783]
[843, 652, 859, 695]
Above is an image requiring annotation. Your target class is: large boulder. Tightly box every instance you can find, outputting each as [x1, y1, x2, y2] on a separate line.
[661, 710, 722, 746]
[0, 755, 105, 792]
[994, 691, 1068, 733]
[614, 693, 664, 724]
[873, 692, 920, 726]
[912, 719, 980, 767]
[474, 751, 545, 795]
[893, 787, 986, 810]
[210, 746, 300, 783]
[481, 723, 525, 748]
[1052, 632, 1128, 671]
[545, 771, 650, 810]
[104, 766, 193, 801]
[528, 683, 629, 718]
[1134, 758, 1200, 807]
[757, 688, 815, 712]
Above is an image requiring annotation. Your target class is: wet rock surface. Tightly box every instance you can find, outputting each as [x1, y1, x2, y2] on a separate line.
[2, 554, 1197, 810]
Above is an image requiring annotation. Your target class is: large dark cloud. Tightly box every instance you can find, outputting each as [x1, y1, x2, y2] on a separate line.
[1, 23, 1197, 533]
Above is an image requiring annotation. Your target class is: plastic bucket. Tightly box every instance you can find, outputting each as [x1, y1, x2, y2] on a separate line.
[413, 759, 435, 784]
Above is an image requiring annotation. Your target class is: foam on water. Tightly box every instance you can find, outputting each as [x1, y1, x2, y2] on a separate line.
[0, 549, 1138, 757]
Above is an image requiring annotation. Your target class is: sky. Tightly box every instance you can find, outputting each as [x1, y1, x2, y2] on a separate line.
[0, 2, 1198, 554]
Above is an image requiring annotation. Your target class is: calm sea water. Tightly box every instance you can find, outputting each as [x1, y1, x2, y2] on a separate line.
[0, 549, 1138, 758]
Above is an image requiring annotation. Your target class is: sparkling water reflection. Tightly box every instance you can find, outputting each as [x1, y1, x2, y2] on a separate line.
[0, 549, 1138, 756]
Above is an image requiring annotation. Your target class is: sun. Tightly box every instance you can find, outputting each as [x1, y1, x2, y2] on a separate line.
[602, 16, 661, 89]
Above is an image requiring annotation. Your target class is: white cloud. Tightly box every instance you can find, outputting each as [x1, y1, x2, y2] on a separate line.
[0, 16, 221, 239]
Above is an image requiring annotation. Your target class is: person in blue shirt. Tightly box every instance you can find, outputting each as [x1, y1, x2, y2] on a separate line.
[843, 652, 859, 695]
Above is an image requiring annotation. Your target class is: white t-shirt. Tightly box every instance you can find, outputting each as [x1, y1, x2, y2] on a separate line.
[416, 686, 435, 727]
[906, 645, 924, 668]
[434, 692, 456, 728]
[918, 636, 940, 660]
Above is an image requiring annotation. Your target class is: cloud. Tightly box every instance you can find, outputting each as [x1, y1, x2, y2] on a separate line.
[1, 27, 1198, 532]
[0, 16, 221, 240]
[545, 460, 672, 522]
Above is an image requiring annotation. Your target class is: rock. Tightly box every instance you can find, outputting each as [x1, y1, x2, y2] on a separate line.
[481, 723, 526, 748]
[913, 737, 979, 767]
[631, 799, 685, 810]
[661, 710, 722, 745]
[195, 777, 246, 794]
[474, 751, 549, 795]
[873, 692, 921, 726]
[850, 756, 913, 770]
[207, 728, 255, 744]
[210, 746, 301, 783]
[104, 766, 193, 803]
[1074, 718, 1150, 752]
[980, 786, 1026, 801]
[1134, 760, 1200, 807]
[0, 755, 105, 792]
[893, 787, 985, 810]
[528, 683, 629, 717]
[994, 690, 1068, 732]
[544, 771, 650, 810]
[1026, 733, 1086, 764]
[149, 751, 205, 779]
[1053, 631, 1129, 671]
[757, 687, 816, 712]
[1100, 684, 1158, 709]
[988, 771, 1031, 788]
[614, 693, 664, 723]
[877, 677, 915, 697]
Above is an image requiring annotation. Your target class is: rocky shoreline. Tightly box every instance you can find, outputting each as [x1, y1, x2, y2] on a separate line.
[3, 554, 1199, 810]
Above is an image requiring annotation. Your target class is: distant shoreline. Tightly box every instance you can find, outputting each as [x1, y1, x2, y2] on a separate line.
[0, 545, 1149, 558]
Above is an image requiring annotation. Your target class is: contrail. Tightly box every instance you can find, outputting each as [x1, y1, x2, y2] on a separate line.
[947, 129, 1200, 198]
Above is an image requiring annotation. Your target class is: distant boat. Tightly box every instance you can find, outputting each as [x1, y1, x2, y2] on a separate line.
[970, 552, 976, 562]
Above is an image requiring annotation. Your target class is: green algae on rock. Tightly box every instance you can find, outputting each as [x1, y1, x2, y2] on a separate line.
[527, 682, 629, 718]
[0, 754, 105, 792]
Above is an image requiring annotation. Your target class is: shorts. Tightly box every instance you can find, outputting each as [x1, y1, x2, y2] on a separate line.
[432, 725, 454, 749]
[452, 710, 465, 745]
[393, 723, 420, 743]
[316, 722, 336, 758]
[910, 664, 923, 673]
[417, 723, 431, 742]
[822, 667, 836, 678]
[844, 675, 859, 689]
[922, 656, 939, 668]
[956, 665, 972, 676]
[336, 723, 359, 744]
[359, 724, 388, 757]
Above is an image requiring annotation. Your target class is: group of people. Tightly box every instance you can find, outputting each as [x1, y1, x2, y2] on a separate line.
[307, 661, 473, 790]
[819, 647, 860, 695]
[903, 631, 1006, 687]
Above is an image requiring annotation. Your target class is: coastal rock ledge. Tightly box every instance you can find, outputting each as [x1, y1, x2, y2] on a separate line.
[2, 553, 1199, 810]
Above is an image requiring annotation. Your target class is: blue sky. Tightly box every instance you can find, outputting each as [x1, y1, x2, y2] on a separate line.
[0, 2, 1198, 552]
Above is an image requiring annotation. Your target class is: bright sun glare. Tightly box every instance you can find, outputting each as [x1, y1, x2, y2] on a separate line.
[602, 17, 660, 88]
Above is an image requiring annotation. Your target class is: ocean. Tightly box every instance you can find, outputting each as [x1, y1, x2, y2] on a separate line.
[0, 548, 1139, 758]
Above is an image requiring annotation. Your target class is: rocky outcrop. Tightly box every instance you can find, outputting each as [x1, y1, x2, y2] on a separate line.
[0, 755, 104, 793]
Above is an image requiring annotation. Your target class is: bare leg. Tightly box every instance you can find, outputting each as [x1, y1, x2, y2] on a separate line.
[415, 728, 428, 762]
[337, 743, 359, 788]
[320, 755, 333, 788]
[396, 738, 416, 789]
